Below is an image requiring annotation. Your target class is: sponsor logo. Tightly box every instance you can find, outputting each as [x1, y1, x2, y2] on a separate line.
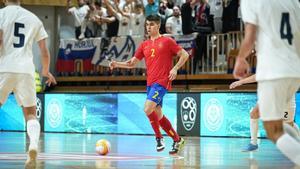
[204, 98, 224, 132]
[47, 98, 62, 128]
[36, 97, 42, 121]
[181, 97, 197, 131]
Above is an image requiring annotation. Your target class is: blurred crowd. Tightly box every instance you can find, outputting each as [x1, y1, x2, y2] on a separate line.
[66, 0, 240, 39]
[66, 0, 241, 75]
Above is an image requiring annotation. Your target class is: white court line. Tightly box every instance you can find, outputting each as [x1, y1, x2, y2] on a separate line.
[0, 153, 184, 161]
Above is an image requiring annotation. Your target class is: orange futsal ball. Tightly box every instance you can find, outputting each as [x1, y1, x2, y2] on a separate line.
[96, 139, 111, 155]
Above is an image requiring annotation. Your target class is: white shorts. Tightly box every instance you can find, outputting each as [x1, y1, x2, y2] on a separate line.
[283, 94, 296, 122]
[258, 78, 300, 121]
[0, 73, 36, 107]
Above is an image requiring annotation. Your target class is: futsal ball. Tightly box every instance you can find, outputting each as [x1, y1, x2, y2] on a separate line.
[96, 139, 111, 155]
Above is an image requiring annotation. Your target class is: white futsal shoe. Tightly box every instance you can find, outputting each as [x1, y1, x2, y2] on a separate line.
[25, 143, 38, 169]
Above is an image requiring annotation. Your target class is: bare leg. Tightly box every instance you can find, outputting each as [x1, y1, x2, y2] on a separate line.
[263, 120, 284, 143]
[265, 120, 300, 165]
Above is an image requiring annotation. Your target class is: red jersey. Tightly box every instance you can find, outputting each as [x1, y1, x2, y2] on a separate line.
[134, 36, 182, 90]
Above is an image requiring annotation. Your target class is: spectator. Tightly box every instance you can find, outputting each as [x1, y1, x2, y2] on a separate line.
[193, 0, 212, 73]
[66, 0, 91, 39]
[165, 5, 182, 35]
[222, 0, 239, 33]
[79, 0, 106, 39]
[181, 0, 198, 35]
[105, 0, 131, 36]
[208, 0, 223, 32]
[100, 7, 119, 37]
[130, 3, 145, 36]
[194, 0, 210, 28]
[145, 0, 159, 16]
[158, 0, 173, 33]
[122, 0, 134, 13]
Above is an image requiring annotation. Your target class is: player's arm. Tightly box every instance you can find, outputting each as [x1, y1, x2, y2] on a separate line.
[229, 74, 256, 89]
[233, 23, 256, 79]
[0, 29, 3, 49]
[169, 49, 189, 81]
[109, 57, 140, 70]
[38, 39, 57, 86]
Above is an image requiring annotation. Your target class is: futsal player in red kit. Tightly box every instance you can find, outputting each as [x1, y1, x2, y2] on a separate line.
[109, 14, 189, 154]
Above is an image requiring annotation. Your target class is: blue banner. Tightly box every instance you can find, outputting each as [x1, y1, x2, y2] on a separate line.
[0, 95, 25, 131]
[44, 94, 118, 133]
[200, 93, 266, 137]
[117, 93, 177, 134]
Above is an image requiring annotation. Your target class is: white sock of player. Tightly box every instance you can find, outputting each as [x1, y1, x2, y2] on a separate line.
[250, 118, 259, 145]
[293, 122, 300, 132]
[276, 133, 300, 165]
[283, 123, 300, 142]
[27, 119, 40, 149]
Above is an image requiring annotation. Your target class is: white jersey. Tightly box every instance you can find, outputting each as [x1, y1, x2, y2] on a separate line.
[241, 0, 300, 81]
[166, 16, 183, 35]
[116, 13, 131, 36]
[130, 13, 145, 36]
[0, 5, 48, 77]
[68, 5, 90, 27]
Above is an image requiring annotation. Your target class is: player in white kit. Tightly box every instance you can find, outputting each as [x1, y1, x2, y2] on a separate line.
[230, 74, 299, 152]
[0, 0, 56, 167]
[233, 0, 300, 165]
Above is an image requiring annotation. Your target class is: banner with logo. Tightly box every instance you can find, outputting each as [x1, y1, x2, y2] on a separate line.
[36, 94, 44, 132]
[118, 93, 177, 134]
[44, 94, 118, 133]
[165, 33, 197, 58]
[200, 93, 266, 137]
[56, 35, 197, 75]
[92, 36, 146, 68]
[177, 93, 200, 136]
[56, 38, 101, 75]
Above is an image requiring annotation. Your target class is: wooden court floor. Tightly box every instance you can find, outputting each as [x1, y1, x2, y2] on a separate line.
[0, 132, 298, 169]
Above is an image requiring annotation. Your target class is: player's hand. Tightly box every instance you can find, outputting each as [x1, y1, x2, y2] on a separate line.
[125, 59, 134, 68]
[233, 57, 250, 79]
[109, 60, 117, 70]
[42, 71, 57, 87]
[169, 67, 177, 81]
[229, 81, 242, 89]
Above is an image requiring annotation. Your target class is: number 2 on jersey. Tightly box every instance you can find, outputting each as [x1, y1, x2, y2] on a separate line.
[150, 49, 155, 57]
[14, 22, 25, 48]
[280, 13, 293, 45]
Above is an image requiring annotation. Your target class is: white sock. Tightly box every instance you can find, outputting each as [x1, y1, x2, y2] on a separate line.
[283, 123, 300, 142]
[250, 118, 258, 145]
[27, 119, 40, 148]
[276, 133, 300, 165]
[293, 123, 300, 132]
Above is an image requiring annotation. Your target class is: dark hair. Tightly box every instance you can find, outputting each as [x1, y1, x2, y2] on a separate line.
[135, 3, 143, 9]
[146, 14, 161, 24]
[94, 0, 101, 7]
